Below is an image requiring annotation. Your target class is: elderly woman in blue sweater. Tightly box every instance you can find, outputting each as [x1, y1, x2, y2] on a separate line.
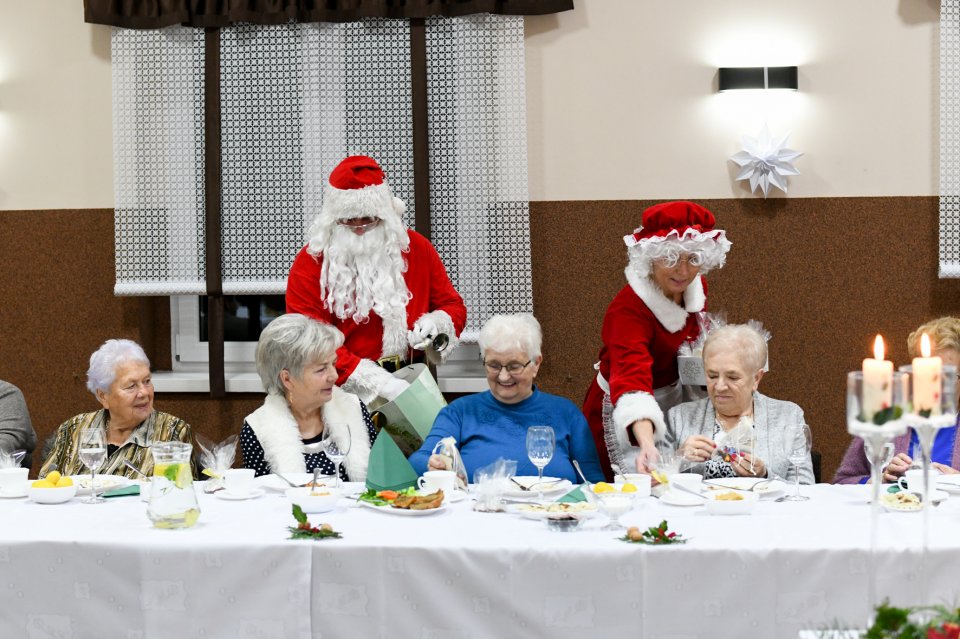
[409, 313, 604, 483]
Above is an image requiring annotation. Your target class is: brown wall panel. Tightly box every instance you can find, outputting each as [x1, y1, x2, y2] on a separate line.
[2, 199, 957, 481]
[531, 196, 960, 481]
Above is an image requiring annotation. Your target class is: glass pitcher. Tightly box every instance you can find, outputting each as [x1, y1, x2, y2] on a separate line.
[147, 442, 200, 529]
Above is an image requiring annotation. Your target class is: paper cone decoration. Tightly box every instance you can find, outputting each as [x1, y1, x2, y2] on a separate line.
[365, 430, 418, 492]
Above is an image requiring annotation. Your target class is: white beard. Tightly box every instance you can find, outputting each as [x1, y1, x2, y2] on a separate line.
[310, 217, 411, 325]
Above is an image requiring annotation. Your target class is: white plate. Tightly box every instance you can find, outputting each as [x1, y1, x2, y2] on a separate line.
[69, 475, 131, 495]
[870, 487, 949, 505]
[936, 475, 960, 494]
[0, 482, 29, 499]
[215, 488, 266, 501]
[433, 489, 467, 503]
[659, 489, 704, 507]
[507, 503, 599, 520]
[256, 473, 332, 492]
[704, 477, 786, 499]
[501, 477, 573, 499]
[358, 500, 448, 516]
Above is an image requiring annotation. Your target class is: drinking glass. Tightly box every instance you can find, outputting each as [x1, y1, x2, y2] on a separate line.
[321, 424, 351, 489]
[781, 423, 812, 502]
[597, 491, 633, 530]
[78, 426, 107, 504]
[526, 426, 555, 503]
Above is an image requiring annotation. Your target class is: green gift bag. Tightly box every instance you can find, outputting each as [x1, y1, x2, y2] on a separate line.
[368, 364, 446, 456]
[365, 430, 419, 492]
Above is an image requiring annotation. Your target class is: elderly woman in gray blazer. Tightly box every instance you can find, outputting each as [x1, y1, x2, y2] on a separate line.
[662, 324, 815, 483]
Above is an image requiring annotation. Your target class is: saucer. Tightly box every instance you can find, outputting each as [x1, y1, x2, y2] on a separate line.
[659, 489, 704, 507]
[0, 487, 28, 499]
[215, 488, 265, 501]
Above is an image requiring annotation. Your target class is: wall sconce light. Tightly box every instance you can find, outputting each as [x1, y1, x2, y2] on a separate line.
[718, 66, 798, 91]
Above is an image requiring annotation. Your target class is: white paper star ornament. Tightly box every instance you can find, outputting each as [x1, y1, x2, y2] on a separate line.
[729, 124, 803, 198]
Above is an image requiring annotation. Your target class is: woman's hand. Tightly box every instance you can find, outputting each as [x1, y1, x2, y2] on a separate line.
[678, 435, 716, 463]
[630, 419, 658, 473]
[731, 452, 766, 478]
[427, 454, 451, 471]
[932, 462, 958, 475]
[882, 453, 913, 483]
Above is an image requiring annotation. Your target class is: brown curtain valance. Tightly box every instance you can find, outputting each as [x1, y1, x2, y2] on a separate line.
[84, 0, 573, 29]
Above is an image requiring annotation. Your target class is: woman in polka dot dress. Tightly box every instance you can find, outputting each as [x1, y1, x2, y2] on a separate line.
[240, 314, 376, 481]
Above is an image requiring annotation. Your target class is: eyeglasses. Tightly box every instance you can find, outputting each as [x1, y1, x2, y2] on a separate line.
[336, 217, 381, 236]
[656, 252, 703, 269]
[483, 360, 532, 375]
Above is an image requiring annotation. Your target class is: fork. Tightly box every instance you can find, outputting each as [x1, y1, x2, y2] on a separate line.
[510, 477, 563, 491]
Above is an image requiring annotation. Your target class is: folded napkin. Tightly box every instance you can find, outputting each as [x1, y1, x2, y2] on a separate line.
[365, 430, 418, 492]
[556, 485, 587, 503]
[102, 485, 140, 498]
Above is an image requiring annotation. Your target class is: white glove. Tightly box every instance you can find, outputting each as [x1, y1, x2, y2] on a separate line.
[407, 315, 441, 350]
[379, 376, 410, 402]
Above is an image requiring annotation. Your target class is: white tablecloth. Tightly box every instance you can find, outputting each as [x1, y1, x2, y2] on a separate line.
[2, 483, 959, 638]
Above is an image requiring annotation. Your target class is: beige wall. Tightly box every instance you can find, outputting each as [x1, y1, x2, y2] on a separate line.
[0, 0, 942, 210]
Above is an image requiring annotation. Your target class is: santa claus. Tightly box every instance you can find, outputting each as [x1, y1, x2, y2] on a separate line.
[286, 155, 467, 403]
[582, 201, 731, 480]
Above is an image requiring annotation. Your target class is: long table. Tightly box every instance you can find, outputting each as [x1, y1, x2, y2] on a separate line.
[2, 483, 959, 638]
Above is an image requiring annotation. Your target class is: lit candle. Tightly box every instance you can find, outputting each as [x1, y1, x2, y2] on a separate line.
[912, 333, 942, 415]
[862, 334, 893, 420]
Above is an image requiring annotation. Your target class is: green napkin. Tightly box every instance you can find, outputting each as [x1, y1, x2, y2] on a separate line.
[365, 430, 418, 492]
[556, 485, 587, 503]
[102, 485, 140, 498]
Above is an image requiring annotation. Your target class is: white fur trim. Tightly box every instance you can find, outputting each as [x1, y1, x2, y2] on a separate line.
[325, 182, 398, 221]
[381, 313, 409, 359]
[612, 391, 667, 446]
[624, 270, 705, 333]
[245, 390, 371, 481]
[414, 310, 459, 363]
[343, 359, 397, 405]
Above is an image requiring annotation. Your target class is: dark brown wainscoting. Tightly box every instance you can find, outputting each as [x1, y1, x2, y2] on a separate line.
[2, 198, 957, 480]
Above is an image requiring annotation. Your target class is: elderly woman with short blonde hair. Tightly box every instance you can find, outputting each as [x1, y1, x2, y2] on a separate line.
[662, 324, 814, 483]
[40, 339, 193, 479]
[239, 313, 375, 480]
[408, 313, 604, 483]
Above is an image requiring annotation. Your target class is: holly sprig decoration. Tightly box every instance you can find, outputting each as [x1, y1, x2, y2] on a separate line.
[864, 601, 960, 639]
[288, 504, 341, 540]
[621, 520, 687, 545]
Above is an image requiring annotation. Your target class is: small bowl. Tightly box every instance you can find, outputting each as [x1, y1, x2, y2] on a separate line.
[544, 514, 584, 532]
[27, 484, 78, 505]
[704, 490, 759, 516]
[286, 487, 342, 513]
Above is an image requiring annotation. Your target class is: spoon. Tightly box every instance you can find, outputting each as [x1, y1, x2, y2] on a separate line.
[123, 460, 150, 480]
[10, 450, 26, 467]
[610, 462, 627, 483]
[668, 482, 709, 501]
[571, 459, 590, 485]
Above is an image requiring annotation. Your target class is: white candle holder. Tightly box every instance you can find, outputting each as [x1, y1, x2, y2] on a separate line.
[846, 370, 910, 619]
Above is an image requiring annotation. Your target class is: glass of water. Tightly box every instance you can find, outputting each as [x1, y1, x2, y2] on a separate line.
[78, 426, 107, 504]
[526, 426, 555, 503]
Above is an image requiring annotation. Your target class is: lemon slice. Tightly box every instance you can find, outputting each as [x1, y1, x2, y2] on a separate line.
[155, 462, 191, 489]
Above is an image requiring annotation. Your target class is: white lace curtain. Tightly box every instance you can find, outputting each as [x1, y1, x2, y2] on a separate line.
[942, 1, 960, 277]
[112, 17, 533, 336]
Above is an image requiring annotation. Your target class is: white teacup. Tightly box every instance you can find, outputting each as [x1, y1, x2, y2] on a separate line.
[0, 467, 28, 494]
[898, 468, 933, 496]
[668, 472, 703, 494]
[224, 468, 255, 496]
[417, 470, 456, 494]
[614, 473, 652, 498]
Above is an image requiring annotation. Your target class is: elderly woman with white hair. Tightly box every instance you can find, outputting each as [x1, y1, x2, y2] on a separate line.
[582, 201, 732, 480]
[40, 339, 193, 479]
[409, 314, 604, 483]
[662, 324, 814, 483]
[239, 314, 375, 480]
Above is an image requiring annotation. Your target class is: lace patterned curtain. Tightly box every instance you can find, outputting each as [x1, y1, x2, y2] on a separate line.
[942, 0, 960, 277]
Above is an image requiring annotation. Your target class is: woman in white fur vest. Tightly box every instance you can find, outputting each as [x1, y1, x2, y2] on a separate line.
[239, 314, 375, 481]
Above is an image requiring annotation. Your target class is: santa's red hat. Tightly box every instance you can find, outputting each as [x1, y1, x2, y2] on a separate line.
[624, 201, 723, 247]
[323, 155, 406, 221]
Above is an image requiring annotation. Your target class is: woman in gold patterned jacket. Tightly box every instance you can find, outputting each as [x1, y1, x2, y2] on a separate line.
[40, 339, 195, 479]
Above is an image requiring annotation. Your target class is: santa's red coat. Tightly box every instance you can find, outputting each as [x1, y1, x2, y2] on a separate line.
[286, 230, 467, 385]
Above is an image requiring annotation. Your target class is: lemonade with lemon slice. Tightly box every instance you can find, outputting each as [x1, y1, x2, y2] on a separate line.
[146, 442, 200, 529]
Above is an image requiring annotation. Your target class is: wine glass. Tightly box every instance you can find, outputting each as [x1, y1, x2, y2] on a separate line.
[321, 424, 350, 489]
[525, 426, 555, 503]
[78, 426, 107, 504]
[781, 423, 812, 502]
